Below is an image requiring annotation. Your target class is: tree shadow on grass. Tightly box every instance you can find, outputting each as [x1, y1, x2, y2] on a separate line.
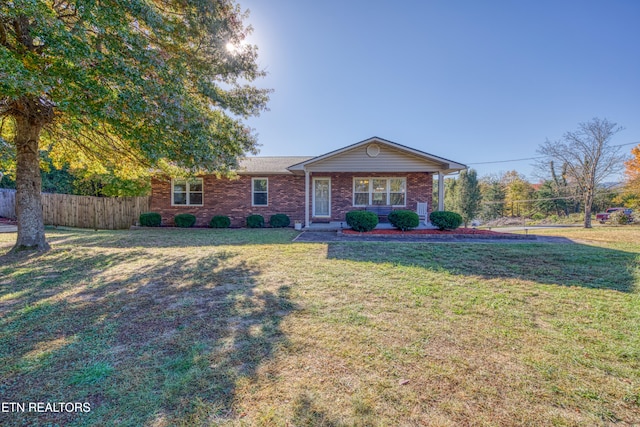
[0, 247, 295, 426]
[291, 393, 345, 427]
[41, 227, 299, 249]
[326, 242, 639, 292]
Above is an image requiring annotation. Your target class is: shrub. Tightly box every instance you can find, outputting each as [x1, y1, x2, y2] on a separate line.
[530, 212, 545, 221]
[388, 210, 420, 231]
[139, 212, 161, 227]
[174, 213, 196, 228]
[270, 213, 290, 228]
[246, 214, 265, 228]
[429, 211, 463, 230]
[209, 215, 231, 228]
[610, 210, 632, 225]
[346, 210, 378, 232]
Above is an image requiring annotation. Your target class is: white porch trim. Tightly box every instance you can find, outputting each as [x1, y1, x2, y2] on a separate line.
[304, 169, 310, 228]
[438, 171, 445, 211]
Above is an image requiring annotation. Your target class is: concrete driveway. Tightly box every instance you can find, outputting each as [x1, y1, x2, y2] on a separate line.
[0, 224, 17, 233]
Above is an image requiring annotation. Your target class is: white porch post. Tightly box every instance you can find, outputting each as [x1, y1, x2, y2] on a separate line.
[438, 171, 445, 211]
[304, 168, 310, 228]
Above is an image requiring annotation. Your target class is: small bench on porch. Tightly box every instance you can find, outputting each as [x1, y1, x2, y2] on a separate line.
[364, 202, 429, 224]
[364, 205, 393, 222]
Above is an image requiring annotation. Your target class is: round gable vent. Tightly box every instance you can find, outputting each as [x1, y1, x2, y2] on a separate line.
[366, 143, 380, 157]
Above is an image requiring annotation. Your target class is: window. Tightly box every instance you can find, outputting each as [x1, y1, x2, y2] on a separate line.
[252, 178, 268, 206]
[390, 178, 406, 205]
[371, 179, 388, 205]
[172, 178, 203, 206]
[354, 179, 369, 206]
[353, 177, 406, 206]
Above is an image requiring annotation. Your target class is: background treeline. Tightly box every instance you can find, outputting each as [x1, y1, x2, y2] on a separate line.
[437, 165, 635, 224]
[431, 119, 639, 227]
[0, 153, 150, 197]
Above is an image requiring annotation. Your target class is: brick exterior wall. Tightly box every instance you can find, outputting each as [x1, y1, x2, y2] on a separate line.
[150, 175, 306, 227]
[150, 172, 433, 227]
[309, 172, 433, 222]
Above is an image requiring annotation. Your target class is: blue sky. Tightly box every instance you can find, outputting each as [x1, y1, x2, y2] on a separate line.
[240, 0, 640, 181]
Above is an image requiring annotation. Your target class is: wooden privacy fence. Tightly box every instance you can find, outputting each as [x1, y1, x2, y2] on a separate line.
[0, 189, 16, 219]
[0, 189, 150, 230]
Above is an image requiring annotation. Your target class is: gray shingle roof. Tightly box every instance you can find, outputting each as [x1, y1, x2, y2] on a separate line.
[237, 156, 314, 174]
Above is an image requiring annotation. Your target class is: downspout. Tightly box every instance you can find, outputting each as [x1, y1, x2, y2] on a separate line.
[304, 168, 310, 228]
[438, 171, 445, 211]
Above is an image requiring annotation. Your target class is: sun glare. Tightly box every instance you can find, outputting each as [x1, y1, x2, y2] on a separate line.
[225, 41, 247, 55]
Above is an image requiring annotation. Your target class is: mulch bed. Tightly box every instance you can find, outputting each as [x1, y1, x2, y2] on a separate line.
[0, 217, 17, 225]
[343, 228, 499, 236]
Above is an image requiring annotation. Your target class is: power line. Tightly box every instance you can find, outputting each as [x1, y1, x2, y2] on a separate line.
[469, 156, 544, 165]
[467, 141, 640, 166]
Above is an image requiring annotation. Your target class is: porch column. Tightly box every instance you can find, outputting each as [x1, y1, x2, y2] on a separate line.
[304, 168, 310, 228]
[438, 171, 445, 211]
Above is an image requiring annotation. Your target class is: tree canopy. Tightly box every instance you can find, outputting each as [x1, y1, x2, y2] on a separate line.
[537, 118, 625, 228]
[478, 174, 505, 220]
[622, 145, 640, 208]
[1, 0, 269, 250]
[625, 145, 640, 192]
[501, 170, 534, 217]
[453, 168, 481, 227]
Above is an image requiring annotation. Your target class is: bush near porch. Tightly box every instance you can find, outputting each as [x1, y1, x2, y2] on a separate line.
[346, 210, 379, 232]
[388, 209, 420, 231]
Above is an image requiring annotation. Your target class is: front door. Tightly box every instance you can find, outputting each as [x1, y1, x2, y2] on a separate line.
[313, 178, 331, 217]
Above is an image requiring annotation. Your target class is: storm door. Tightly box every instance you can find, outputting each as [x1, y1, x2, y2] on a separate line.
[313, 178, 331, 217]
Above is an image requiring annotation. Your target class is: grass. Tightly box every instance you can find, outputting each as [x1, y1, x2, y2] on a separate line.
[528, 224, 640, 246]
[0, 226, 639, 426]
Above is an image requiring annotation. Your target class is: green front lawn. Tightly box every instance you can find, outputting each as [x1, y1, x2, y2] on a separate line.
[0, 227, 638, 426]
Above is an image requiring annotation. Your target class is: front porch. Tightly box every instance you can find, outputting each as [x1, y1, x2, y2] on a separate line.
[286, 137, 467, 229]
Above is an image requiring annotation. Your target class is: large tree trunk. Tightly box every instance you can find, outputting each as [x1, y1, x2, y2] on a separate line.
[11, 115, 49, 252]
[583, 189, 593, 229]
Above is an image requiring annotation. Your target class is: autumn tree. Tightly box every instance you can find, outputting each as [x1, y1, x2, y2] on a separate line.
[623, 145, 640, 206]
[538, 118, 625, 228]
[1, 0, 269, 251]
[501, 170, 534, 217]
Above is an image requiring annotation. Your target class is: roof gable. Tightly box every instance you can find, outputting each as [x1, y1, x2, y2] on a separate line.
[287, 137, 466, 174]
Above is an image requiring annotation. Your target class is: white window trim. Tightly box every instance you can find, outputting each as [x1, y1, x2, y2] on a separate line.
[312, 177, 331, 217]
[171, 178, 204, 206]
[352, 177, 407, 207]
[252, 177, 268, 207]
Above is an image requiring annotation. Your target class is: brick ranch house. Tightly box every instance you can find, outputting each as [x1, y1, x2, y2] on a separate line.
[150, 137, 467, 228]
